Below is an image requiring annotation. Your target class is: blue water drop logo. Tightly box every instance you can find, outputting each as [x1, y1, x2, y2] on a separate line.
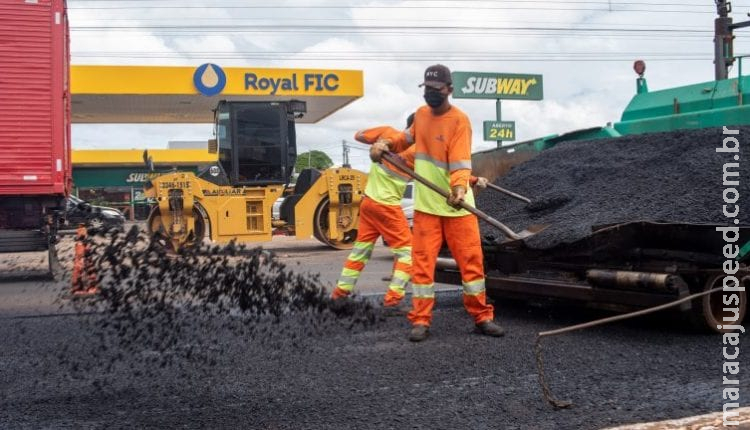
[193, 63, 226, 96]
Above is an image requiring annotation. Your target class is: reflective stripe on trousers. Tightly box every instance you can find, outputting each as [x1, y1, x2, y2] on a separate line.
[407, 211, 494, 326]
[336, 241, 375, 292]
[334, 198, 412, 302]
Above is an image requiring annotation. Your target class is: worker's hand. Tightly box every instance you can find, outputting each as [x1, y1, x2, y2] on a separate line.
[370, 139, 390, 162]
[474, 177, 489, 189]
[447, 185, 466, 209]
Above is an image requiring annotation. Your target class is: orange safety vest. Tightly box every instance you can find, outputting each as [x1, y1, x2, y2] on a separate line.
[354, 126, 412, 205]
[390, 105, 475, 217]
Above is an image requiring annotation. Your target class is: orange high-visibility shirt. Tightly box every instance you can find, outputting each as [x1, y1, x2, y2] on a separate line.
[395, 105, 474, 216]
[354, 126, 412, 205]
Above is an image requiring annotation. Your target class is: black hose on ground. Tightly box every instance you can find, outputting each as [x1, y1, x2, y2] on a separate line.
[535, 286, 725, 409]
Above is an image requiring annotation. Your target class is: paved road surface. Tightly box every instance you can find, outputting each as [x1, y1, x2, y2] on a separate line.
[0, 235, 746, 429]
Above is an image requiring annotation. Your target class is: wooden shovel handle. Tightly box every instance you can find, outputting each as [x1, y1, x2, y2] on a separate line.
[381, 152, 524, 240]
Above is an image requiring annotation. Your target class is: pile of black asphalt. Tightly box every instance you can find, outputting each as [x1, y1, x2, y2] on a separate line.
[56, 227, 379, 370]
[476, 126, 750, 249]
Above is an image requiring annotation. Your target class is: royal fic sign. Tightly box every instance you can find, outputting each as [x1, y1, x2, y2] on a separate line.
[452, 72, 543, 100]
[192, 63, 359, 97]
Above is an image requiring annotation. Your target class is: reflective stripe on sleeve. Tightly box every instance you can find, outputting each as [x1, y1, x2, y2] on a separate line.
[449, 160, 472, 171]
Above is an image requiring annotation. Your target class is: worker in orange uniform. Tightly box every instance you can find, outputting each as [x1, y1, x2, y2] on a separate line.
[331, 114, 416, 314]
[371, 64, 504, 342]
[71, 223, 99, 296]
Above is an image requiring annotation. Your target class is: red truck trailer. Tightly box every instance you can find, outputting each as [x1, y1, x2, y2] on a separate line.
[0, 0, 71, 272]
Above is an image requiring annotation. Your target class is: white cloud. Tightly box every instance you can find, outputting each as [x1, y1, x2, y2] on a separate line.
[67, 0, 750, 172]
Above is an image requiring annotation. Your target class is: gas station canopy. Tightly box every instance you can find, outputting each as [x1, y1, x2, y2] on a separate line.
[71, 64, 364, 124]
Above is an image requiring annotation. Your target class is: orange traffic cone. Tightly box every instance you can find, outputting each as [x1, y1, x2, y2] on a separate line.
[71, 223, 99, 296]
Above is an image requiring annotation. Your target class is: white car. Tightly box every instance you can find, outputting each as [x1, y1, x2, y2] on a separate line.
[272, 197, 284, 219]
[401, 182, 414, 226]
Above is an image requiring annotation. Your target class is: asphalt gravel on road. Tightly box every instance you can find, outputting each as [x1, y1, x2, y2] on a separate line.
[1, 281, 746, 429]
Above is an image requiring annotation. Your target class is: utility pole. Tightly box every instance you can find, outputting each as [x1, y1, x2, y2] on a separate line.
[715, 0, 734, 80]
[342, 140, 351, 168]
[714, 0, 750, 80]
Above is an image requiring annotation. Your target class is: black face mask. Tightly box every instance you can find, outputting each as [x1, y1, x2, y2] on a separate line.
[424, 89, 446, 108]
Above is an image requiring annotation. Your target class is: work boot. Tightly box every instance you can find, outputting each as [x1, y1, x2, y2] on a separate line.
[475, 320, 505, 337]
[408, 325, 430, 342]
[71, 286, 100, 298]
[331, 287, 351, 300]
[382, 302, 410, 317]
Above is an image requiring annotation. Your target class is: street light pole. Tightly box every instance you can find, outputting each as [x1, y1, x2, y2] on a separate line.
[342, 140, 351, 168]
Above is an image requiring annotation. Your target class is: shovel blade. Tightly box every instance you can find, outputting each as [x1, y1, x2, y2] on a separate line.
[500, 224, 550, 243]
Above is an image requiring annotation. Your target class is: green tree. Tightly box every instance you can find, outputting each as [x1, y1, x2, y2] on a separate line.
[295, 150, 333, 173]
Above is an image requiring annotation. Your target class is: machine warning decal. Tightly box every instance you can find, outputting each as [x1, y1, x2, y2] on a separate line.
[203, 189, 247, 196]
[193, 63, 227, 96]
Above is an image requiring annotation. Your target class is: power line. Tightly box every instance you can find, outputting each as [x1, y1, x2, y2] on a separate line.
[65, 0, 733, 4]
[71, 50, 712, 57]
[67, 28, 713, 43]
[69, 51, 713, 62]
[65, 18, 711, 31]
[69, 32, 710, 42]
[64, 3, 731, 14]
[69, 24, 712, 33]
[65, 23, 717, 43]
[346, 145, 371, 152]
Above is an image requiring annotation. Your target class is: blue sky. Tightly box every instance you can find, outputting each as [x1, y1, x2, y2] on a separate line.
[69, 0, 750, 171]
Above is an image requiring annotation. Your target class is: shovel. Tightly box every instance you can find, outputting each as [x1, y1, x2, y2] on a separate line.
[484, 182, 531, 204]
[484, 180, 570, 213]
[381, 152, 547, 242]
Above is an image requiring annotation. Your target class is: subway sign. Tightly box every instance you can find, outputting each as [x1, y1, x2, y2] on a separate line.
[72, 168, 198, 188]
[483, 121, 516, 141]
[453, 72, 543, 100]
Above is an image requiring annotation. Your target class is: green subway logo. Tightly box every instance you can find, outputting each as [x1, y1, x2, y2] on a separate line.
[452, 72, 543, 100]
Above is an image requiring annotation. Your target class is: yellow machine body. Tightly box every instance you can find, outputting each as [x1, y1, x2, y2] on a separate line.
[142, 100, 368, 251]
[144, 171, 282, 250]
[293, 167, 367, 249]
[144, 167, 367, 251]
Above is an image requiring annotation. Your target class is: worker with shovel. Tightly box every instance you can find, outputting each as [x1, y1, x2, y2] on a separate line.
[331, 114, 417, 315]
[371, 64, 505, 342]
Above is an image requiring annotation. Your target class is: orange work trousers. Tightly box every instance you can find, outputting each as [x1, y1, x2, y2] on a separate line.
[408, 211, 494, 326]
[333, 197, 412, 306]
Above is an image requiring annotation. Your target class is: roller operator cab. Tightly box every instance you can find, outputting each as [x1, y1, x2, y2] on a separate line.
[144, 101, 367, 251]
[214, 100, 297, 187]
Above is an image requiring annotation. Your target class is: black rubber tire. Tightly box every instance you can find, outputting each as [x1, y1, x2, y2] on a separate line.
[312, 197, 356, 250]
[147, 206, 207, 251]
